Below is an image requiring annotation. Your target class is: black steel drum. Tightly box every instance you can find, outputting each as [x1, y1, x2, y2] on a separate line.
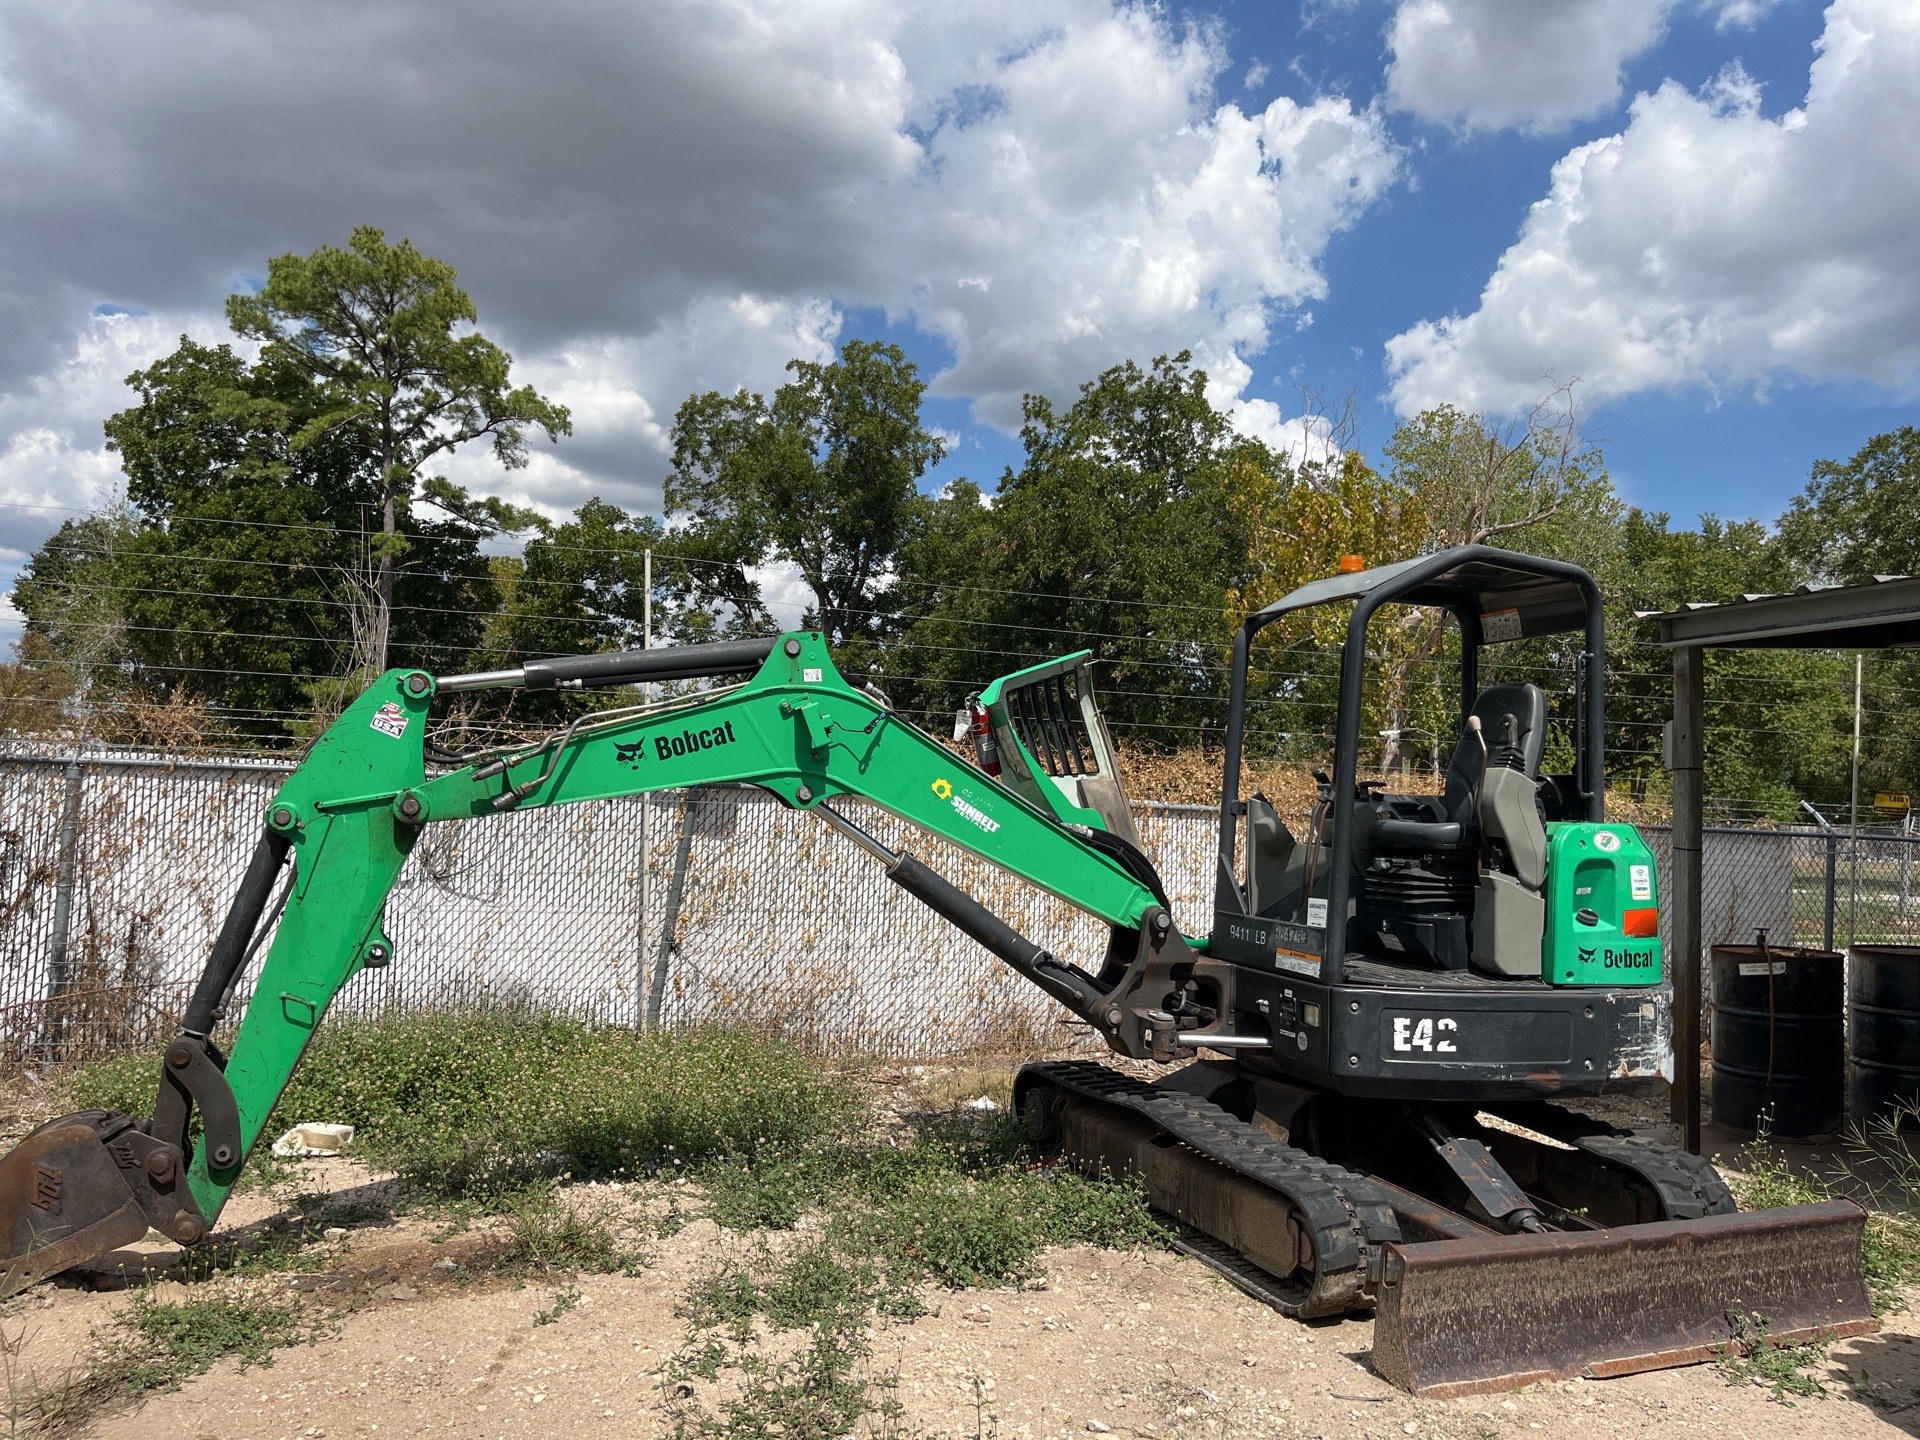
[1849, 944, 1920, 1129]
[1711, 943, 1844, 1139]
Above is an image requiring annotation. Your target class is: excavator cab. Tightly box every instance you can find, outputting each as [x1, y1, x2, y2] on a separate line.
[1219, 546, 1648, 991]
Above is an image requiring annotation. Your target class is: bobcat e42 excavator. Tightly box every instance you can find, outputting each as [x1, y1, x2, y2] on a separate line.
[0, 546, 1873, 1395]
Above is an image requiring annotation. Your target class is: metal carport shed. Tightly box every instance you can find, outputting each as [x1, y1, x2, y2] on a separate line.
[1648, 574, 1920, 1153]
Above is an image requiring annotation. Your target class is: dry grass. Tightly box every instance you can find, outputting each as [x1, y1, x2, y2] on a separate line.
[1117, 741, 1666, 830]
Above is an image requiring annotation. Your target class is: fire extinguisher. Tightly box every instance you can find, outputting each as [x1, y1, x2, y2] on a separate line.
[966, 694, 1002, 777]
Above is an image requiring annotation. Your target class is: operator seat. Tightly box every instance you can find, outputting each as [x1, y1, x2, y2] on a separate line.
[1371, 683, 1547, 853]
[1357, 683, 1547, 972]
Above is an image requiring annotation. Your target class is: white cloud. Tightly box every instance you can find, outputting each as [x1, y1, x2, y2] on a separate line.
[1200, 350, 1344, 472]
[746, 561, 818, 630]
[1709, 0, 1782, 29]
[1385, 0, 1670, 134]
[1385, 0, 1920, 417]
[0, 309, 219, 555]
[0, 0, 1399, 544]
[438, 295, 842, 520]
[896, 11, 1398, 425]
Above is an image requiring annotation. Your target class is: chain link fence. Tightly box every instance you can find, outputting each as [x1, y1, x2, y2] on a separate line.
[2, 748, 1913, 1067]
[1636, 823, 1920, 955]
[0, 750, 1216, 1065]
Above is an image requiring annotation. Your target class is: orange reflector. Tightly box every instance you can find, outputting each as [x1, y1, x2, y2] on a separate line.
[1623, 907, 1659, 938]
[1337, 554, 1366, 574]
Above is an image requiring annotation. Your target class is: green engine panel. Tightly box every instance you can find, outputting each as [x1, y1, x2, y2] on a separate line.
[1542, 823, 1663, 985]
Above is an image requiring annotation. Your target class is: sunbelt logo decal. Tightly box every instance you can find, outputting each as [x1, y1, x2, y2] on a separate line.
[933, 777, 1001, 834]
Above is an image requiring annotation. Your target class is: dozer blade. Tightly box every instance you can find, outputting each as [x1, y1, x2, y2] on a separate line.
[0, 1119, 152, 1299]
[1372, 1198, 1876, 1397]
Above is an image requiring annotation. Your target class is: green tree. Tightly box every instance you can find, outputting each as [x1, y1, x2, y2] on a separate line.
[1224, 451, 1439, 775]
[14, 324, 519, 738]
[1776, 426, 1920, 583]
[484, 498, 660, 664]
[1774, 427, 1920, 807]
[890, 352, 1266, 738]
[1381, 388, 1618, 566]
[1606, 511, 1850, 817]
[226, 226, 570, 672]
[665, 340, 945, 657]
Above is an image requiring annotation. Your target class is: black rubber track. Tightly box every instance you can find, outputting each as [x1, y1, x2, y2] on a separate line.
[1020, 1061, 1402, 1318]
[1489, 1101, 1738, 1220]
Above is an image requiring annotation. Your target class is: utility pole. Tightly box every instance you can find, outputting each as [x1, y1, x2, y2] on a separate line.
[1850, 653, 1862, 948]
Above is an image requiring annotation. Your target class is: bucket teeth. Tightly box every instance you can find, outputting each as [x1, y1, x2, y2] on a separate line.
[0, 1112, 205, 1297]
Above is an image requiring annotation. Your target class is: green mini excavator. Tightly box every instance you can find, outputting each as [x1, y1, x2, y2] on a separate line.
[0, 546, 1873, 1395]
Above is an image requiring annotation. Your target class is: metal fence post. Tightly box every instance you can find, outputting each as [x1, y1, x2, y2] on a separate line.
[1826, 830, 1839, 952]
[1670, 645, 1704, 1154]
[1802, 801, 1839, 952]
[634, 796, 650, 1029]
[1901, 809, 1913, 922]
[645, 790, 698, 1030]
[41, 758, 86, 1055]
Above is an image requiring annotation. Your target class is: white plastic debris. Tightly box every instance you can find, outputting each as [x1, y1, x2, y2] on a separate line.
[965, 1095, 1000, 1112]
[269, 1122, 355, 1158]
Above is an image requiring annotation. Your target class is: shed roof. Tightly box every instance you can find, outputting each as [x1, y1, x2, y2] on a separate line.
[1645, 573, 1920, 649]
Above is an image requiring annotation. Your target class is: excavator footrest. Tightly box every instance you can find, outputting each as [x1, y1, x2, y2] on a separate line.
[1372, 1198, 1877, 1397]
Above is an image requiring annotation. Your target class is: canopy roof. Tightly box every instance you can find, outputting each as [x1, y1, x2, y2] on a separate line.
[1252, 545, 1594, 641]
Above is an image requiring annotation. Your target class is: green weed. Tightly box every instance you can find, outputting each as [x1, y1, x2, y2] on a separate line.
[95, 1290, 326, 1395]
[61, 1016, 865, 1203]
[668, 1105, 1166, 1440]
[1734, 1113, 1920, 1315]
[0, 1320, 84, 1436]
[1717, 1313, 1831, 1405]
[842, 1111, 1168, 1290]
[533, 1284, 581, 1327]
[498, 1185, 648, 1277]
[667, 1238, 901, 1440]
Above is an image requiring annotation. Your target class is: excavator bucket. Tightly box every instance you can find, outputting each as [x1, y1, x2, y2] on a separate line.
[0, 1116, 152, 1298]
[1372, 1198, 1877, 1396]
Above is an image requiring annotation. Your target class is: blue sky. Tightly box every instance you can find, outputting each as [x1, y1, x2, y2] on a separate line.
[0, 0, 1915, 637]
[893, 0, 1915, 523]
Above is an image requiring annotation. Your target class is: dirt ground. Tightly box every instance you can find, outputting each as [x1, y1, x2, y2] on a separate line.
[0, 1158, 1908, 1438]
[2, 1076, 1917, 1440]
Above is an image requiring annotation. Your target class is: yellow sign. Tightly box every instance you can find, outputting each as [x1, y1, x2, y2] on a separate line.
[1875, 791, 1911, 812]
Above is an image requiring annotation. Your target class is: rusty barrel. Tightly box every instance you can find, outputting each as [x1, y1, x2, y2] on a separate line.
[1849, 944, 1920, 1129]
[1710, 943, 1844, 1139]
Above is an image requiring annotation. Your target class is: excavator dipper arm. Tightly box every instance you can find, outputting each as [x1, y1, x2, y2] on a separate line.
[1, 632, 1203, 1276]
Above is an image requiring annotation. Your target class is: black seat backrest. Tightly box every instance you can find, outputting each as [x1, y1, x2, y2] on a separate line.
[1438, 683, 1547, 824]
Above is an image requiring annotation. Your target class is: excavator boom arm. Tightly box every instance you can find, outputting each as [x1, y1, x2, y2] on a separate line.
[114, 632, 1169, 1232]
